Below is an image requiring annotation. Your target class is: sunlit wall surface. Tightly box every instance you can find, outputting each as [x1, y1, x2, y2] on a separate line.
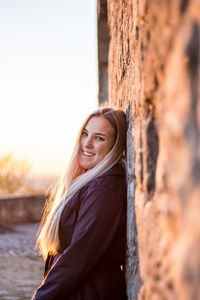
[0, 0, 97, 177]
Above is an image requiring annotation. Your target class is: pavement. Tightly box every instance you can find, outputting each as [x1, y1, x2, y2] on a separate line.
[0, 223, 44, 300]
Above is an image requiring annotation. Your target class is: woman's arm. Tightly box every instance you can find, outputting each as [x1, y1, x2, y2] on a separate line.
[32, 181, 124, 300]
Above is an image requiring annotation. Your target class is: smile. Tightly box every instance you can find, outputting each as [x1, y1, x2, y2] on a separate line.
[82, 150, 95, 157]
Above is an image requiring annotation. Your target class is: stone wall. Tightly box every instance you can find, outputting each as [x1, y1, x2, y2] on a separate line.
[98, 0, 200, 299]
[0, 195, 45, 224]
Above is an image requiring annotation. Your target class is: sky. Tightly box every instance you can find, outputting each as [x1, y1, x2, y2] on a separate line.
[0, 0, 98, 176]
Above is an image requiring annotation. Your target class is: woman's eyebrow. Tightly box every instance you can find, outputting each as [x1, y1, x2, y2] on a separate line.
[94, 132, 106, 137]
[83, 128, 107, 137]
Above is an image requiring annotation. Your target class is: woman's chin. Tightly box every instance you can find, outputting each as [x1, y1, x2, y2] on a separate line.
[80, 161, 95, 170]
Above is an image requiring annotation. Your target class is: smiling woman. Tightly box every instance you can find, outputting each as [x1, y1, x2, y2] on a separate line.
[79, 116, 116, 169]
[32, 107, 128, 300]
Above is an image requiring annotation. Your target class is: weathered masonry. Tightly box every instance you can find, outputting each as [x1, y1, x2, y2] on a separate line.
[97, 1, 200, 299]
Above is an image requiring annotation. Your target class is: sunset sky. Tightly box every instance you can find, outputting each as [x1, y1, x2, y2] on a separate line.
[0, 0, 97, 176]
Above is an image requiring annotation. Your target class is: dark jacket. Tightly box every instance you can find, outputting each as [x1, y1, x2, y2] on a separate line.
[32, 164, 127, 300]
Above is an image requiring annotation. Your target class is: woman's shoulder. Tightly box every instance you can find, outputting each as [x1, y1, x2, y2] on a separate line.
[77, 164, 126, 210]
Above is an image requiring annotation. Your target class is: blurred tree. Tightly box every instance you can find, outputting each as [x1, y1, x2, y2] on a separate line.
[0, 152, 32, 194]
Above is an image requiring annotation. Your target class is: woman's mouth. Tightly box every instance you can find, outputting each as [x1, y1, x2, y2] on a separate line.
[82, 150, 95, 157]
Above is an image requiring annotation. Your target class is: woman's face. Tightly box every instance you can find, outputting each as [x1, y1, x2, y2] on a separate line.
[79, 116, 116, 170]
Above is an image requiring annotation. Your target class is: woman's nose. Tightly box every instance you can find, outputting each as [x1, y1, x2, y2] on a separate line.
[83, 136, 93, 148]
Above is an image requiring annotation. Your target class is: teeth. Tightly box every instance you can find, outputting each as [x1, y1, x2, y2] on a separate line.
[83, 150, 94, 157]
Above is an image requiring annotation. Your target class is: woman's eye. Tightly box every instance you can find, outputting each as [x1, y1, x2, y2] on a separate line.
[96, 136, 104, 141]
[81, 131, 88, 136]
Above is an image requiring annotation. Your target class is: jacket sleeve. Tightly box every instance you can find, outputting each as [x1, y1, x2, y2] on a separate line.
[31, 182, 124, 300]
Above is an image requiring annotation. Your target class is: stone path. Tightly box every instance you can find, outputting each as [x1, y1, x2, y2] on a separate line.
[0, 224, 44, 300]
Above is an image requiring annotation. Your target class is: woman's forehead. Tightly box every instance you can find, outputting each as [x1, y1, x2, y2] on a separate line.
[84, 116, 115, 135]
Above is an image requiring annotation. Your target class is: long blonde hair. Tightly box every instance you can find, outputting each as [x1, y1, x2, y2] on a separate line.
[36, 107, 127, 259]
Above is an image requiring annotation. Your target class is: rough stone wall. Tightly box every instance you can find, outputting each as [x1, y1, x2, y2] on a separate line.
[105, 0, 200, 299]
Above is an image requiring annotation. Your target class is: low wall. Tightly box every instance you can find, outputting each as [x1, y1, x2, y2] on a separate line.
[0, 194, 46, 224]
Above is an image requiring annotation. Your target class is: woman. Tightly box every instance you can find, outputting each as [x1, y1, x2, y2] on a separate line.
[32, 107, 127, 300]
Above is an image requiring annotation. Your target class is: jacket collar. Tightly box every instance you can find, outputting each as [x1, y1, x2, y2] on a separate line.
[98, 163, 125, 178]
